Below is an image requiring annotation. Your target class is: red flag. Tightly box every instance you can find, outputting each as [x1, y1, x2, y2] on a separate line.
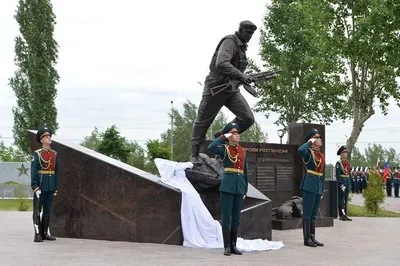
[383, 161, 390, 183]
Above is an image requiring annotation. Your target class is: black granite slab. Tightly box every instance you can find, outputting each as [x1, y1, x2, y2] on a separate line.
[28, 130, 273, 243]
[272, 217, 334, 230]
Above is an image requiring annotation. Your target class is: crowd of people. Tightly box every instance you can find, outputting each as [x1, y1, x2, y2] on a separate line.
[349, 166, 400, 198]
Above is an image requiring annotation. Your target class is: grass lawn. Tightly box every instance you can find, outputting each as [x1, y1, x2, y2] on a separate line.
[347, 204, 400, 217]
[0, 199, 32, 211]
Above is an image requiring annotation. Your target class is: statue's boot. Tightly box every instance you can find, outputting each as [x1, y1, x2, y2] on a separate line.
[190, 145, 202, 166]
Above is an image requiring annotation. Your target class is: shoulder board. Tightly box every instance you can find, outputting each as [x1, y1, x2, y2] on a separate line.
[34, 148, 42, 153]
[51, 149, 57, 154]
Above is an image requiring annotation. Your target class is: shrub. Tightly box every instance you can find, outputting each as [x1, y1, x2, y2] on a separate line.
[15, 184, 30, 211]
[362, 170, 385, 214]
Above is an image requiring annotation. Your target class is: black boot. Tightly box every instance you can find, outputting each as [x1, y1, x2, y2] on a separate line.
[310, 220, 324, 246]
[344, 206, 352, 221]
[33, 223, 43, 243]
[339, 206, 347, 221]
[303, 221, 317, 247]
[41, 216, 56, 241]
[190, 145, 202, 166]
[222, 227, 231, 256]
[230, 227, 242, 255]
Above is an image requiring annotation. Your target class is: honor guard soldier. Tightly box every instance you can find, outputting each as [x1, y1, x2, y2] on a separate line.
[351, 167, 356, 193]
[208, 122, 248, 256]
[31, 126, 59, 242]
[298, 128, 325, 248]
[393, 167, 400, 197]
[335, 146, 352, 221]
[386, 168, 393, 197]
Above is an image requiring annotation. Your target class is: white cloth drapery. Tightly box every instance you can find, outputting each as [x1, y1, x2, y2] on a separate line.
[154, 158, 284, 252]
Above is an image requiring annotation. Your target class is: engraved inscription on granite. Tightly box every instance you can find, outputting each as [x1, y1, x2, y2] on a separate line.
[256, 165, 276, 192]
[276, 165, 294, 191]
[247, 163, 257, 187]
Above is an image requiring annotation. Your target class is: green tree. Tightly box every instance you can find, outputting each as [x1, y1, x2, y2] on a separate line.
[0, 139, 30, 162]
[9, 0, 60, 154]
[81, 127, 102, 151]
[145, 139, 171, 174]
[127, 142, 146, 170]
[97, 125, 130, 163]
[327, 1, 400, 156]
[240, 122, 269, 143]
[81, 126, 148, 171]
[160, 100, 268, 161]
[349, 146, 367, 167]
[363, 170, 385, 214]
[254, 0, 349, 132]
[363, 144, 400, 168]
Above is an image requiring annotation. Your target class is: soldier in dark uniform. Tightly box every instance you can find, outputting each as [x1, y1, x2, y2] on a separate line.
[393, 167, 400, 198]
[386, 168, 393, 197]
[335, 146, 352, 221]
[351, 167, 356, 193]
[208, 122, 248, 256]
[191, 21, 257, 165]
[298, 128, 325, 247]
[31, 126, 59, 242]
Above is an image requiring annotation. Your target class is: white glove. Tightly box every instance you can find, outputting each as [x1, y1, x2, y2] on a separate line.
[309, 138, 317, 143]
[53, 191, 57, 196]
[341, 185, 346, 191]
[224, 133, 233, 138]
[35, 189, 41, 198]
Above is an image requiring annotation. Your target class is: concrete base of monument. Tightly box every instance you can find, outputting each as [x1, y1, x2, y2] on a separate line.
[272, 217, 334, 230]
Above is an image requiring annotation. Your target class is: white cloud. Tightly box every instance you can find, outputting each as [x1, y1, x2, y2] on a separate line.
[1, 0, 400, 165]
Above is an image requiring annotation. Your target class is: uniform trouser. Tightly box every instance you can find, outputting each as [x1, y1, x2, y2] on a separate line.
[386, 183, 392, 196]
[302, 190, 321, 222]
[394, 184, 399, 197]
[32, 191, 54, 220]
[220, 192, 245, 229]
[191, 89, 254, 148]
[338, 188, 349, 216]
[351, 179, 356, 193]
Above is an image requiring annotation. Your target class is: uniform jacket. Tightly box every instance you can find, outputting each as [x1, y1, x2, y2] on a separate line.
[336, 159, 351, 190]
[31, 147, 59, 192]
[298, 142, 325, 195]
[208, 136, 248, 195]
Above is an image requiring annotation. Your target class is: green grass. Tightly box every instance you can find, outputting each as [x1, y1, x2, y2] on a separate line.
[0, 199, 32, 211]
[347, 204, 400, 217]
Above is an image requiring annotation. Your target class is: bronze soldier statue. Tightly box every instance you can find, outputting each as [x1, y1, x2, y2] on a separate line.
[190, 21, 257, 165]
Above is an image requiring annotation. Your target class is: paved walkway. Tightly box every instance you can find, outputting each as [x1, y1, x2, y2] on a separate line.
[1, 212, 399, 266]
[350, 190, 400, 213]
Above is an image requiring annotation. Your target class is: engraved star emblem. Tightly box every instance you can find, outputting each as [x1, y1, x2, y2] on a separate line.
[17, 164, 29, 177]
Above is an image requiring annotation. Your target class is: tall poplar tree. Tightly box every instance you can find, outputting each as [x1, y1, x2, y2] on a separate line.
[9, 0, 60, 154]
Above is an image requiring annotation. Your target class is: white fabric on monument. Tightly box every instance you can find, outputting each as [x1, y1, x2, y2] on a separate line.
[154, 158, 284, 252]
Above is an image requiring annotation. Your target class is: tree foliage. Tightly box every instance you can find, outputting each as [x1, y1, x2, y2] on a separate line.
[81, 126, 147, 170]
[255, 0, 349, 130]
[9, 0, 60, 154]
[0, 139, 30, 162]
[349, 144, 400, 168]
[329, 0, 400, 156]
[363, 170, 385, 214]
[256, 0, 400, 156]
[160, 100, 268, 161]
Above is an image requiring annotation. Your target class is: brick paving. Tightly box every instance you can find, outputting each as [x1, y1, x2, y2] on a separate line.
[1, 212, 399, 265]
